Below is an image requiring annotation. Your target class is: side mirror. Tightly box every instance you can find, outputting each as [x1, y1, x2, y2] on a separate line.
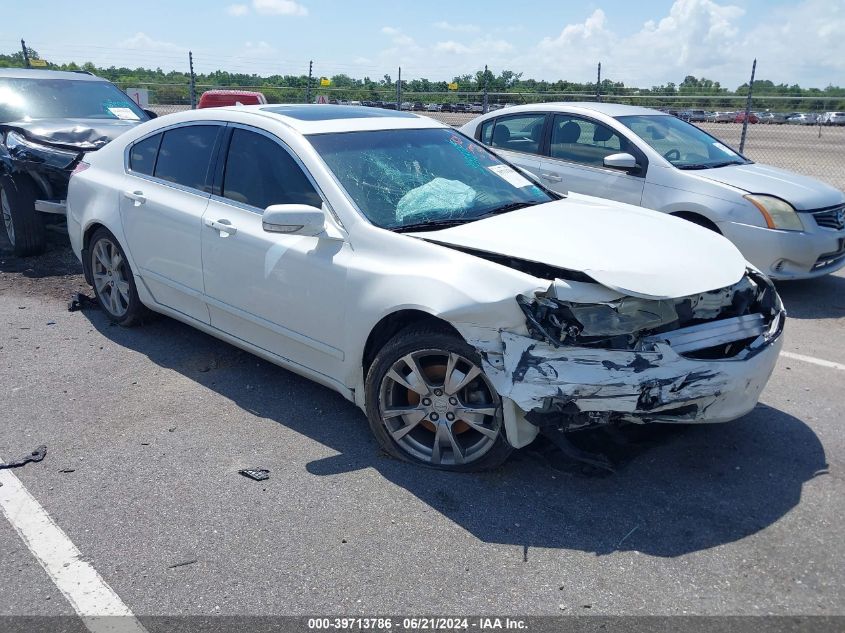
[262, 204, 325, 237]
[603, 152, 639, 171]
[143, 109, 158, 120]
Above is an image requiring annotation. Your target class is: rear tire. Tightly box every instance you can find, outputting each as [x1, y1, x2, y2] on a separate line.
[0, 174, 46, 256]
[365, 325, 512, 471]
[88, 227, 148, 326]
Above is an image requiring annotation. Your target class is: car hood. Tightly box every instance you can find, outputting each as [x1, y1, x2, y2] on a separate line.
[408, 194, 747, 300]
[693, 163, 845, 210]
[2, 117, 144, 151]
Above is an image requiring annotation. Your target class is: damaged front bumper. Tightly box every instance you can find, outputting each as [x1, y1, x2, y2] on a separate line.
[487, 325, 783, 429]
[470, 270, 785, 443]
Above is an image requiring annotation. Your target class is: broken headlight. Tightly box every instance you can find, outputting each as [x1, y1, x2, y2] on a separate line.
[5, 130, 79, 169]
[518, 271, 779, 353]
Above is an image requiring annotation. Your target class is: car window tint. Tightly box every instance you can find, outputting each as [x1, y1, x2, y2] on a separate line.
[222, 128, 321, 210]
[480, 120, 494, 145]
[129, 133, 161, 176]
[153, 125, 219, 192]
[490, 114, 545, 154]
[549, 115, 626, 166]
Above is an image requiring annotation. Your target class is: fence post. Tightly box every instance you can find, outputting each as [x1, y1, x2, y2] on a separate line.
[21, 39, 30, 68]
[306, 60, 313, 104]
[596, 62, 601, 102]
[739, 58, 756, 154]
[396, 66, 402, 108]
[483, 64, 489, 114]
[188, 51, 197, 109]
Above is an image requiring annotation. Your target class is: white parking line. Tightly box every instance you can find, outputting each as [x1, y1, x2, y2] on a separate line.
[0, 461, 148, 633]
[781, 351, 845, 371]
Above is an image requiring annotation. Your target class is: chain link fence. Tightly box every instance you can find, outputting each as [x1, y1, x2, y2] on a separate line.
[138, 82, 844, 191]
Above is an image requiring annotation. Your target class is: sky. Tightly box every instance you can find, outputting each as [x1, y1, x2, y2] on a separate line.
[6, 0, 845, 89]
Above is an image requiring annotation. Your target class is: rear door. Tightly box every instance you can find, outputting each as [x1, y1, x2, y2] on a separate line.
[538, 114, 646, 204]
[478, 113, 547, 179]
[120, 123, 224, 323]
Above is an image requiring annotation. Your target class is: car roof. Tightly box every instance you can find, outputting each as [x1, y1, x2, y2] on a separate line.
[0, 68, 109, 82]
[488, 101, 668, 118]
[164, 104, 448, 134]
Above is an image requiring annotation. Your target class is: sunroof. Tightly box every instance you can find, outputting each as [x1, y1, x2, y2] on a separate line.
[261, 105, 417, 121]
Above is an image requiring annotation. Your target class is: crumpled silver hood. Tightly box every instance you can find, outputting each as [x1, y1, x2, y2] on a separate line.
[409, 194, 748, 300]
[2, 117, 143, 151]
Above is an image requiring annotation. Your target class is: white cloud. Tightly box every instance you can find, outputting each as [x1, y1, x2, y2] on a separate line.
[434, 41, 471, 55]
[251, 0, 307, 16]
[119, 32, 184, 52]
[526, 0, 750, 87]
[380, 26, 417, 48]
[226, 4, 249, 16]
[433, 21, 480, 33]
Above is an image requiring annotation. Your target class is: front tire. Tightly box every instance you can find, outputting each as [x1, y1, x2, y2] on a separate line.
[365, 326, 512, 471]
[0, 174, 46, 257]
[88, 228, 147, 326]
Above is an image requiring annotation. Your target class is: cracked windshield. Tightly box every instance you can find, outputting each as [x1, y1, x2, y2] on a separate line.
[309, 127, 554, 231]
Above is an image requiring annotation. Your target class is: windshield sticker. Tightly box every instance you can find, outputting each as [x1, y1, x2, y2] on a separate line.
[713, 142, 738, 156]
[106, 106, 140, 120]
[488, 164, 533, 188]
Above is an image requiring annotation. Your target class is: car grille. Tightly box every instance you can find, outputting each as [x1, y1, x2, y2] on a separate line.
[811, 205, 845, 230]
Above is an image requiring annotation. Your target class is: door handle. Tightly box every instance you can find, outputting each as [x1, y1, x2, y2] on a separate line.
[123, 190, 146, 206]
[204, 218, 237, 235]
[539, 172, 562, 183]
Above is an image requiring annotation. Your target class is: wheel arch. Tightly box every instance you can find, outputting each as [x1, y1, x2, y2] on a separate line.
[361, 309, 462, 377]
[670, 210, 722, 234]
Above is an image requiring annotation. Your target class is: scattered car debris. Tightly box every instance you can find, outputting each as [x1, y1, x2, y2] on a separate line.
[67, 292, 98, 312]
[0, 445, 47, 469]
[239, 468, 270, 481]
[167, 559, 198, 569]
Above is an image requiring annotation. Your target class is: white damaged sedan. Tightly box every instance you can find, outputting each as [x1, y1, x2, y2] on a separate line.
[66, 105, 785, 471]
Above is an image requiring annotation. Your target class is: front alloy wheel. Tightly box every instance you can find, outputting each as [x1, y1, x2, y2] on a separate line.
[1, 186, 14, 246]
[366, 327, 511, 471]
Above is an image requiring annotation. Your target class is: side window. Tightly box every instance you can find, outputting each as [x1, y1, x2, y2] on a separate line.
[479, 119, 494, 145]
[222, 128, 321, 210]
[549, 115, 627, 166]
[129, 133, 161, 176]
[489, 114, 546, 155]
[154, 125, 220, 192]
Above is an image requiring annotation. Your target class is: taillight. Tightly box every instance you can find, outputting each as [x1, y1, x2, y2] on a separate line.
[71, 161, 90, 177]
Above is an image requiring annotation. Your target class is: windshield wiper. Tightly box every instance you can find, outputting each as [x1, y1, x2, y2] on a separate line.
[475, 201, 540, 219]
[678, 160, 745, 170]
[389, 201, 542, 233]
[390, 218, 473, 233]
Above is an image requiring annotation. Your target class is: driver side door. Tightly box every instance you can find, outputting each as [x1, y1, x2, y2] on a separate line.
[538, 114, 645, 205]
[200, 125, 351, 379]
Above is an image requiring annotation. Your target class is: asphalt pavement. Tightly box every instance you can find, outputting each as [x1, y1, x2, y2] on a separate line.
[1, 232, 843, 623]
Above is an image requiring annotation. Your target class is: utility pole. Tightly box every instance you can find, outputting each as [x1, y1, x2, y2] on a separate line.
[188, 51, 197, 109]
[21, 39, 30, 68]
[396, 66, 402, 108]
[596, 62, 602, 102]
[483, 64, 489, 114]
[739, 58, 756, 154]
[306, 60, 313, 103]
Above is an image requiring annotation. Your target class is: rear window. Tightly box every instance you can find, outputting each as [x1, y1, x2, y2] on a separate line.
[0, 77, 147, 123]
[129, 133, 162, 176]
[153, 125, 220, 192]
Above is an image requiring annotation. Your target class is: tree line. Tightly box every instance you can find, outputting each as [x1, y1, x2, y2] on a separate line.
[2, 48, 843, 111]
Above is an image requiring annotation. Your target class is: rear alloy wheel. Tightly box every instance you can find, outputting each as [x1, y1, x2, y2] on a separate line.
[89, 228, 147, 326]
[366, 327, 512, 471]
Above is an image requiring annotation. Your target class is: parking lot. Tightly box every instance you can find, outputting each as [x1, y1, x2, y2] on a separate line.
[1, 219, 844, 625]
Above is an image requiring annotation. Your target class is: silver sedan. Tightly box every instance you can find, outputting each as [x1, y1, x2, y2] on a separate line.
[460, 103, 845, 280]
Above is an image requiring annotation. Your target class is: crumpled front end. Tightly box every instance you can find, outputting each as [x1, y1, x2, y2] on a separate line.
[474, 270, 785, 438]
